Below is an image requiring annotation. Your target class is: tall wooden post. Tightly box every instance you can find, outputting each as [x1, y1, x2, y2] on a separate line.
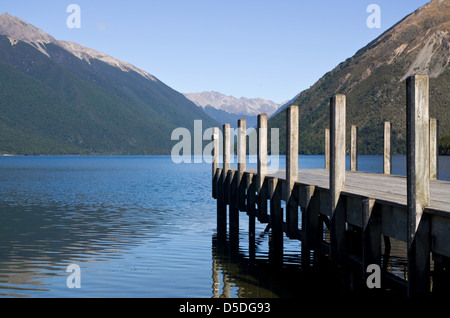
[384, 122, 392, 175]
[430, 118, 439, 181]
[351, 125, 358, 172]
[238, 119, 247, 181]
[212, 127, 220, 178]
[330, 95, 347, 262]
[406, 74, 431, 297]
[212, 127, 220, 199]
[325, 129, 330, 170]
[237, 118, 247, 211]
[223, 124, 231, 176]
[286, 106, 299, 238]
[217, 124, 231, 240]
[257, 114, 268, 222]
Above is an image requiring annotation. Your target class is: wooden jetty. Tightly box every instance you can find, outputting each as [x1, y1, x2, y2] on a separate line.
[211, 74, 450, 298]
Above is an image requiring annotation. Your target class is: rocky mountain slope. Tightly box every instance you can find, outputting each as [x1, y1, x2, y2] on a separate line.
[269, 0, 450, 155]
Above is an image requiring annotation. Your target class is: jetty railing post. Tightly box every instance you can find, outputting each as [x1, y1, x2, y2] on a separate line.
[325, 129, 330, 170]
[286, 106, 299, 238]
[217, 124, 231, 240]
[227, 119, 247, 248]
[212, 127, 220, 199]
[351, 125, 358, 172]
[430, 118, 439, 181]
[223, 124, 231, 175]
[212, 127, 219, 179]
[238, 119, 247, 184]
[406, 74, 431, 297]
[237, 119, 247, 211]
[384, 122, 392, 175]
[257, 114, 268, 222]
[330, 95, 347, 263]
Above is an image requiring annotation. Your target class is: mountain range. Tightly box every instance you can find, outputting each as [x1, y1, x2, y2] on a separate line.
[0, 13, 218, 155]
[1, 0, 449, 157]
[269, 0, 450, 154]
[269, 0, 450, 155]
[184, 91, 281, 128]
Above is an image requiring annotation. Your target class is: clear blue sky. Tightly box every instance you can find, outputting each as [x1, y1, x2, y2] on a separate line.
[2, 0, 430, 103]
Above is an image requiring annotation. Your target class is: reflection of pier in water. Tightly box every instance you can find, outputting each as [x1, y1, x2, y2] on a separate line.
[211, 234, 313, 298]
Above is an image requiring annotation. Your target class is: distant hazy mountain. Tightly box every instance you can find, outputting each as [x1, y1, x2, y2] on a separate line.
[0, 13, 218, 155]
[270, 0, 450, 155]
[184, 91, 281, 128]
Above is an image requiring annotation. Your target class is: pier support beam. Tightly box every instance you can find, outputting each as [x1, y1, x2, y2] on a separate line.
[237, 119, 247, 182]
[286, 106, 299, 238]
[223, 124, 231, 176]
[430, 118, 439, 181]
[351, 125, 358, 172]
[268, 177, 283, 266]
[330, 95, 347, 263]
[325, 129, 330, 170]
[384, 122, 392, 175]
[237, 119, 247, 211]
[217, 124, 231, 240]
[212, 127, 220, 199]
[257, 114, 268, 223]
[301, 185, 320, 269]
[406, 74, 431, 297]
[362, 198, 381, 278]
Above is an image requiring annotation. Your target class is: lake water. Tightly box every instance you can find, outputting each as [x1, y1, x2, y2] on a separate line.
[0, 155, 449, 298]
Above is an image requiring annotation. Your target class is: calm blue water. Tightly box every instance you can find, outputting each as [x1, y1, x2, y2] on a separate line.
[0, 155, 449, 298]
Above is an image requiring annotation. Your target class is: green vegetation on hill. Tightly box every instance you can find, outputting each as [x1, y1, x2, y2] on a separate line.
[0, 35, 218, 155]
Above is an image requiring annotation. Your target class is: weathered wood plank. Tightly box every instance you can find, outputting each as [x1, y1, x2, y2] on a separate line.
[351, 125, 358, 172]
[286, 106, 299, 238]
[406, 74, 431, 297]
[330, 95, 346, 262]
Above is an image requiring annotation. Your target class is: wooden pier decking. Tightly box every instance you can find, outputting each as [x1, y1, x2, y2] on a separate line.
[211, 75, 450, 298]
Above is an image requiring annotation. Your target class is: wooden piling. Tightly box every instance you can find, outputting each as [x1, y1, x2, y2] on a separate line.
[384, 122, 392, 175]
[430, 118, 439, 181]
[257, 114, 268, 222]
[301, 185, 320, 268]
[330, 95, 347, 262]
[351, 125, 358, 172]
[217, 167, 226, 240]
[223, 124, 231, 177]
[217, 124, 231, 240]
[286, 106, 299, 238]
[247, 174, 257, 259]
[362, 198, 381, 278]
[325, 129, 330, 170]
[212, 127, 220, 179]
[237, 119, 247, 211]
[268, 177, 283, 265]
[406, 74, 431, 297]
[238, 119, 246, 181]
